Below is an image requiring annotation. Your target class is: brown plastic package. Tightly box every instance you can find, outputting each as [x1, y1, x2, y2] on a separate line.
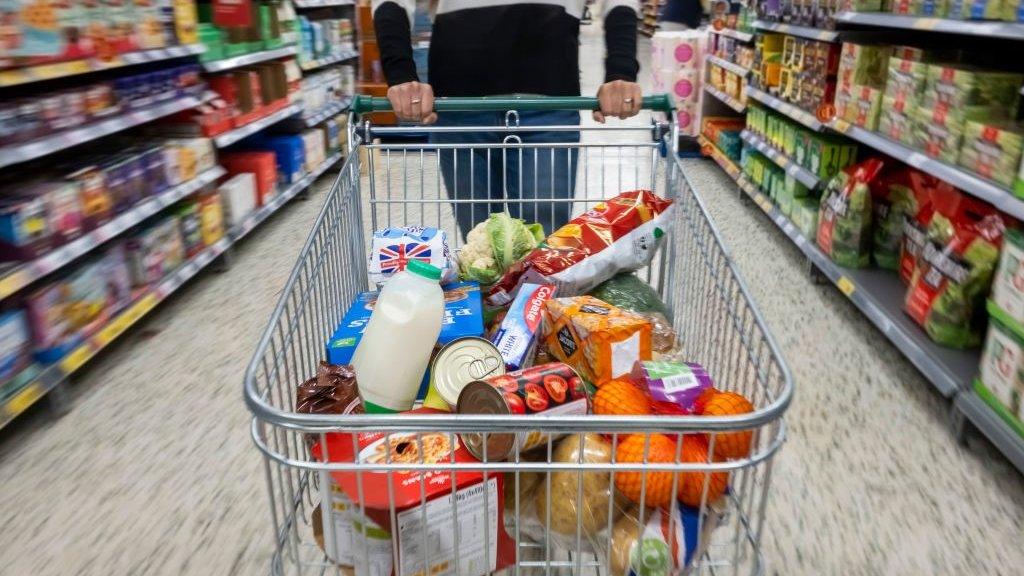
[297, 361, 362, 415]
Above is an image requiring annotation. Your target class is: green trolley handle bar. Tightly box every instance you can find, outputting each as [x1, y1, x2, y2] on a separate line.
[350, 94, 675, 115]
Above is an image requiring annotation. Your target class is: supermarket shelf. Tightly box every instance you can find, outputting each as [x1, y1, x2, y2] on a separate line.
[299, 48, 358, 72]
[828, 119, 1024, 221]
[0, 44, 205, 88]
[746, 86, 826, 132]
[709, 27, 755, 42]
[835, 11, 1024, 40]
[706, 54, 749, 77]
[201, 45, 298, 73]
[740, 130, 821, 189]
[302, 96, 352, 127]
[0, 236, 232, 432]
[704, 85, 747, 114]
[726, 171, 976, 399]
[0, 166, 225, 301]
[230, 152, 342, 242]
[293, 0, 353, 6]
[214, 103, 304, 148]
[0, 153, 342, 431]
[753, 20, 840, 42]
[0, 93, 206, 169]
[955, 391, 1024, 474]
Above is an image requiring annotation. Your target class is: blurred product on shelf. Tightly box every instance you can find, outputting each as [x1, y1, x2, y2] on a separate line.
[300, 65, 354, 119]
[297, 16, 354, 64]
[0, 310, 32, 383]
[27, 243, 132, 363]
[0, 64, 204, 145]
[220, 151, 278, 206]
[126, 217, 187, 287]
[651, 30, 703, 135]
[702, 117, 746, 162]
[195, 0, 289, 62]
[218, 173, 258, 227]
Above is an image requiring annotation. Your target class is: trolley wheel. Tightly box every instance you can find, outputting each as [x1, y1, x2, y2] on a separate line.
[47, 381, 71, 417]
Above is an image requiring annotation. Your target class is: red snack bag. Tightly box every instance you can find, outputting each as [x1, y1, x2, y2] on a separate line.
[486, 190, 675, 307]
[904, 195, 1004, 348]
[898, 176, 958, 284]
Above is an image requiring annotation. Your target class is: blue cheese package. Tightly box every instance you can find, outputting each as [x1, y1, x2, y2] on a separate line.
[325, 281, 484, 398]
[367, 225, 457, 286]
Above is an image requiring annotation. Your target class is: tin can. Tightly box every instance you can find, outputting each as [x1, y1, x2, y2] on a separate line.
[456, 362, 590, 461]
[422, 336, 505, 411]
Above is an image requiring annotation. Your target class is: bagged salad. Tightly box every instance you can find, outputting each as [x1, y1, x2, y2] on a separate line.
[872, 169, 933, 270]
[457, 212, 544, 285]
[899, 179, 960, 284]
[904, 195, 1005, 348]
[486, 190, 675, 307]
[817, 159, 885, 268]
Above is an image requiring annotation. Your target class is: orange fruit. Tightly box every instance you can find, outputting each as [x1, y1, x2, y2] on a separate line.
[614, 433, 676, 507]
[692, 386, 720, 414]
[594, 380, 651, 416]
[677, 436, 729, 507]
[700, 391, 754, 460]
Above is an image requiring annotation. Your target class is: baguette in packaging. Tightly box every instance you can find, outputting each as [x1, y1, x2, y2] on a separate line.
[543, 296, 653, 387]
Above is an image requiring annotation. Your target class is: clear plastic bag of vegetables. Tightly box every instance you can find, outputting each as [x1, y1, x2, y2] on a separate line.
[817, 158, 885, 268]
[904, 194, 1005, 348]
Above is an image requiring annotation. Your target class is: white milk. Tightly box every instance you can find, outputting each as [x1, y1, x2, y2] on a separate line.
[351, 261, 443, 412]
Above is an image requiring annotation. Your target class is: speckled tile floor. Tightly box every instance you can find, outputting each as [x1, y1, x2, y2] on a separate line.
[0, 20, 1022, 576]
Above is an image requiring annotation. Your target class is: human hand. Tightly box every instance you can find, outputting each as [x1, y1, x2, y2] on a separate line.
[593, 80, 643, 123]
[387, 81, 438, 124]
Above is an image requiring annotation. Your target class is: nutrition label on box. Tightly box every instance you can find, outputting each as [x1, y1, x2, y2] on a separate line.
[396, 478, 498, 576]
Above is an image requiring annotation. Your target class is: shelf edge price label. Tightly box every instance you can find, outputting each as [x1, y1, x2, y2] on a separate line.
[6, 382, 43, 417]
[836, 276, 856, 297]
[95, 293, 160, 347]
[60, 345, 93, 374]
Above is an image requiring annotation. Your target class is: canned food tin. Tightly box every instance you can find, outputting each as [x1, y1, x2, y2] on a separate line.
[423, 336, 505, 410]
[456, 362, 590, 461]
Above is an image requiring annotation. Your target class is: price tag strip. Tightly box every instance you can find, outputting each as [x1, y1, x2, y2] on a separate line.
[740, 130, 821, 189]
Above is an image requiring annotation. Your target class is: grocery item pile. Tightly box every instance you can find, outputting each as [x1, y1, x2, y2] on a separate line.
[299, 190, 760, 576]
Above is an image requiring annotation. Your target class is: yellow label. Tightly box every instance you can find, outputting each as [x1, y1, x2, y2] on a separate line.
[0, 271, 25, 299]
[758, 196, 773, 213]
[0, 70, 24, 86]
[777, 155, 790, 168]
[60, 345, 93, 374]
[913, 18, 939, 30]
[96, 294, 158, 346]
[6, 383, 42, 416]
[832, 119, 851, 133]
[836, 276, 856, 297]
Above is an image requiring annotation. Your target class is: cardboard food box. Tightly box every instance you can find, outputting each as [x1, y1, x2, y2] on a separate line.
[992, 229, 1024, 322]
[0, 192, 52, 261]
[197, 191, 225, 246]
[65, 165, 113, 231]
[837, 43, 892, 93]
[977, 311, 1024, 436]
[218, 173, 257, 227]
[125, 218, 185, 287]
[958, 120, 1024, 188]
[175, 200, 204, 257]
[301, 128, 327, 171]
[877, 100, 916, 146]
[220, 151, 278, 206]
[326, 282, 484, 398]
[0, 310, 32, 383]
[913, 105, 966, 164]
[313, 408, 517, 576]
[842, 84, 883, 130]
[885, 56, 928, 112]
[921, 65, 1024, 122]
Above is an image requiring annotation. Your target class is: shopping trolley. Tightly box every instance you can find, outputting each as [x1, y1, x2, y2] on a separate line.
[244, 95, 793, 576]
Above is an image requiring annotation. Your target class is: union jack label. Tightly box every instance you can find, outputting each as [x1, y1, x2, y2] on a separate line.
[378, 242, 432, 274]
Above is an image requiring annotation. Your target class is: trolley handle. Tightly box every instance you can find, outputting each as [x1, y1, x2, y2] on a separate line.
[350, 94, 675, 114]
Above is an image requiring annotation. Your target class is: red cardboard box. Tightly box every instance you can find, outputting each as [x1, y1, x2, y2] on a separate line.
[314, 408, 516, 576]
[220, 152, 278, 206]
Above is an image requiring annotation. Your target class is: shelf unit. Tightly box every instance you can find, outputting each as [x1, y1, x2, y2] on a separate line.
[753, 20, 840, 42]
[704, 85, 747, 114]
[740, 130, 821, 189]
[0, 167, 225, 301]
[301, 96, 353, 127]
[0, 153, 342, 432]
[706, 54, 750, 77]
[213, 103, 304, 148]
[0, 93, 210, 169]
[709, 27, 755, 43]
[835, 11, 1024, 40]
[956, 390, 1024, 472]
[828, 119, 1024, 221]
[0, 44, 206, 88]
[201, 45, 298, 73]
[299, 48, 359, 72]
[745, 86, 826, 131]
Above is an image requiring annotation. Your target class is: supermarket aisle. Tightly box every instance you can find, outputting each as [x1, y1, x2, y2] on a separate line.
[0, 18, 1022, 576]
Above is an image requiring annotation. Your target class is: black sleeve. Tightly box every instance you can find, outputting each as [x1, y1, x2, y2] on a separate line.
[373, 1, 419, 86]
[604, 5, 640, 83]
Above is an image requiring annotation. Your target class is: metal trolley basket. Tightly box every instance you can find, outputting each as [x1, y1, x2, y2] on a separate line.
[245, 96, 793, 576]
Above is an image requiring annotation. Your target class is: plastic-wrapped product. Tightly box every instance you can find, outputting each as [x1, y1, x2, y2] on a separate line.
[817, 158, 885, 268]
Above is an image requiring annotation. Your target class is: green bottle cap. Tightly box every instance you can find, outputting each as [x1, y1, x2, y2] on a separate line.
[406, 260, 442, 281]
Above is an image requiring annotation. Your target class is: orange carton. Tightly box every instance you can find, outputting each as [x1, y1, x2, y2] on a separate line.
[542, 296, 652, 387]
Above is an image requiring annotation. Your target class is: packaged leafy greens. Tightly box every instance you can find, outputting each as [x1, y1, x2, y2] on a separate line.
[899, 178, 959, 284]
[921, 65, 1024, 123]
[792, 196, 820, 239]
[817, 159, 886, 268]
[904, 196, 1005, 348]
[958, 120, 1024, 188]
[872, 169, 933, 270]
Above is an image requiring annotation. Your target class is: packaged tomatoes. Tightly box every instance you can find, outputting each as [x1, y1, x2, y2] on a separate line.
[485, 190, 675, 307]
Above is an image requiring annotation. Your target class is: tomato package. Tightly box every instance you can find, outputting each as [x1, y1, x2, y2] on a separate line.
[486, 190, 675, 307]
[904, 195, 1005, 348]
[817, 158, 885, 268]
[542, 296, 653, 387]
[312, 408, 517, 576]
